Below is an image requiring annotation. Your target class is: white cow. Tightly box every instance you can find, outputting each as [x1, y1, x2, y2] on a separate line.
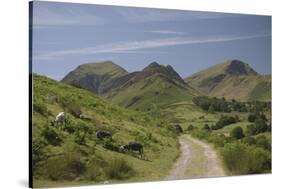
[54, 112, 65, 125]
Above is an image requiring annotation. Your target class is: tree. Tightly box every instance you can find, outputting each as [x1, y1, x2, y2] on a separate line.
[255, 118, 268, 133]
[230, 126, 245, 139]
[248, 114, 256, 122]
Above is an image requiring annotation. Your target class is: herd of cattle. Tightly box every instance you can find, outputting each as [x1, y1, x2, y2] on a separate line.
[51, 111, 183, 158]
[52, 112, 144, 156]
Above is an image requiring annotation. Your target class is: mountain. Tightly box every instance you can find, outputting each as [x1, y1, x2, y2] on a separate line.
[184, 60, 271, 101]
[61, 61, 129, 95]
[32, 74, 179, 187]
[106, 62, 198, 110]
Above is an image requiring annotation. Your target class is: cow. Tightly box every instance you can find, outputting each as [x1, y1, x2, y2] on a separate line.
[52, 112, 66, 126]
[96, 130, 112, 140]
[120, 142, 143, 158]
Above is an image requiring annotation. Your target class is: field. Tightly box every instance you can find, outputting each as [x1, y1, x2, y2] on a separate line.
[32, 74, 180, 187]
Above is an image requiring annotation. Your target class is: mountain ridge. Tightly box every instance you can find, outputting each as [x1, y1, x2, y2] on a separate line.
[184, 60, 271, 101]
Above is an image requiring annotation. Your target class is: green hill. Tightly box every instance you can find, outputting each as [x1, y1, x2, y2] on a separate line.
[61, 61, 129, 95]
[106, 62, 199, 111]
[184, 60, 271, 101]
[32, 74, 179, 187]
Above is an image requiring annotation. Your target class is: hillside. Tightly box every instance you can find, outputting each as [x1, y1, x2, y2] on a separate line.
[106, 62, 199, 111]
[184, 60, 271, 101]
[61, 61, 129, 95]
[32, 74, 179, 187]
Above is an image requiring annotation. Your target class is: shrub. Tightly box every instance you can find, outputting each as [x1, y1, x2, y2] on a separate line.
[43, 151, 86, 181]
[230, 127, 244, 139]
[241, 136, 256, 145]
[104, 157, 134, 179]
[248, 114, 256, 122]
[221, 142, 250, 174]
[61, 97, 82, 118]
[203, 124, 210, 131]
[208, 134, 229, 147]
[103, 139, 119, 152]
[213, 115, 239, 130]
[85, 158, 103, 180]
[246, 124, 257, 136]
[187, 124, 194, 131]
[221, 142, 271, 174]
[255, 118, 268, 133]
[256, 136, 271, 151]
[33, 99, 48, 116]
[42, 127, 62, 146]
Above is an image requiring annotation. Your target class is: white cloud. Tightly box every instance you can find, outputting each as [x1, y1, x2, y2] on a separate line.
[145, 30, 185, 35]
[34, 33, 270, 60]
[33, 3, 103, 29]
[116, 8, 238, 23]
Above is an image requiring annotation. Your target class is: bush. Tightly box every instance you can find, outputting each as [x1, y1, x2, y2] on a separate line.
[255, 118, 268, 133]
[256, 136, 271, 151]
[85, 158, 104, 181]
[230, 127, 244, 139]
[61, 97, 82, 118]
[221, 142, 271, 174]
[241, 136, 256, 145]
[33, 99, 48, 116]
[246, 124, 257, 136]
[103, 139, 119, 152]
[42, 127, 62, 146]
[104, 157, 134, 179]
[213, 115, 239, 130]
[203, 124, 211, 131]
[248, 114, 256, 122]
[42, 151, 86, 181]
[208, 134, 230, 147]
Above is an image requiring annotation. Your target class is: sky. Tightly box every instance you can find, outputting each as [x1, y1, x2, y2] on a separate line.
[31, 1, 272, 80]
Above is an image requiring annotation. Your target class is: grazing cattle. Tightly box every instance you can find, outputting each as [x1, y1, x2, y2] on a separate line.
[53, 112, 66, 125]
[96, 130, 112, 140]
[120, 142, 143, 155]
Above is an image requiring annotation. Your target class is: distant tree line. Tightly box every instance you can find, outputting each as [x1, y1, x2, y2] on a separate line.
[193, 96, 271, 113]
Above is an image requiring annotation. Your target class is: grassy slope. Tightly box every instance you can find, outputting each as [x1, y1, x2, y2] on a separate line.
[185, 61, 271, 101]
[108, 75, 197, 111]
[32, 74, 179, 187]
[62, 61, 128, 81]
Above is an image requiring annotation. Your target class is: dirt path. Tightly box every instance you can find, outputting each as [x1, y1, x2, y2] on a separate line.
[166, 135, 225, 180]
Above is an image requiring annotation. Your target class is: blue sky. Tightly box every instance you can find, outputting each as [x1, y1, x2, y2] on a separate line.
[32, 1, 272, 80]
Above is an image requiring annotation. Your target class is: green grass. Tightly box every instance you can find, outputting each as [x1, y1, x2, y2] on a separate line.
[32, 74, 179, 188]
[108, 75, 196, 111]
[185, 60, 271, 101]
[213, 122, 250, 136]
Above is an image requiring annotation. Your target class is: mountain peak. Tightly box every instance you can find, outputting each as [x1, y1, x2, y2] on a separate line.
[224, 60, 258, 75]
[61, 61, 128, 94]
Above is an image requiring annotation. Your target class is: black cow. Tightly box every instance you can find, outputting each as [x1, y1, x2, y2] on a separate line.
[96, 130, 112, 140]
[120, 142, 143, 155]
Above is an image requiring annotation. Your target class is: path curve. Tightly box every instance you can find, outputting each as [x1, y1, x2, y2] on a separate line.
[166, 135, 225, 180]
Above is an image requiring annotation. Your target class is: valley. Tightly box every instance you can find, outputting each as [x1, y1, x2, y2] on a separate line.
[32, 59, 271, 187]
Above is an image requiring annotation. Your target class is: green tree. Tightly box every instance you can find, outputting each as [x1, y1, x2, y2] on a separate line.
[255, 118, 268, 133]
[230, 126, 244, 139]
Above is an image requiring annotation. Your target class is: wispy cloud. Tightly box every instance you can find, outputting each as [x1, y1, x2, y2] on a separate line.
[34, 32, 270, 61]
[33, 3, 103, 29]
[145, 30, 185, 35]
[116, 8, 239, 23]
